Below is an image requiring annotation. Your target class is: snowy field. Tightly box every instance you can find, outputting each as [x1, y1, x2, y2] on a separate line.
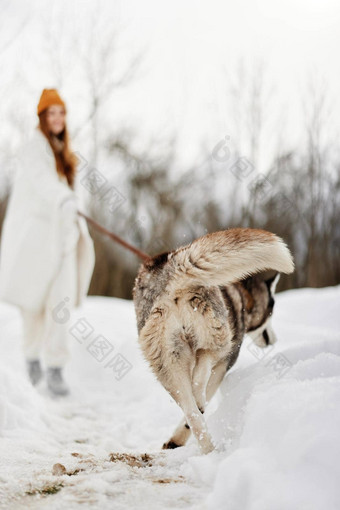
[0, 285, 340, 510]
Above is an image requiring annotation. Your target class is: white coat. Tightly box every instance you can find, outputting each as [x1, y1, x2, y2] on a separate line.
[0, 126, 95, 313]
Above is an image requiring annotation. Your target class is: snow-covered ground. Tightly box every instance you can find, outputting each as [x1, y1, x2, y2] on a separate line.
[0, 285, 339, 510]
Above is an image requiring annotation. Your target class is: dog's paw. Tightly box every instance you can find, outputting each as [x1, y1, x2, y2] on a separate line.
[253, 335, 269, 348]
[253, 328, 277, 348]
[201, 442, 215, 454]
[162, 440, 181, 450]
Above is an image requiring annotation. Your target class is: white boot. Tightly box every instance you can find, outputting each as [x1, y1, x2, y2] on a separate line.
[46, 367, 69, 396]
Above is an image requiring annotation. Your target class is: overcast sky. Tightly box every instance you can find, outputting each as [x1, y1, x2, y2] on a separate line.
[2, 0, 340, 169]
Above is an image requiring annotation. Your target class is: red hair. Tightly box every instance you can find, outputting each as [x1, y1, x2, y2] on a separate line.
[38, 110, 77, 189]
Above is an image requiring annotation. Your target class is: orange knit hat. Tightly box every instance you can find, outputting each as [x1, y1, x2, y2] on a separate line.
[37, 88, 66, 116]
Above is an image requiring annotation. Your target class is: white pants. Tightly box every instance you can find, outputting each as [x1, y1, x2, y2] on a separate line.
[20, 247, 78, 368]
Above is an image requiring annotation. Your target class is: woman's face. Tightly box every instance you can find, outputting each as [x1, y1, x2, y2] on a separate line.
[46, 105, 66, 135]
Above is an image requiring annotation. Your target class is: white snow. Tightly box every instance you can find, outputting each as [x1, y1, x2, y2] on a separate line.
[0, 285, 340, 509]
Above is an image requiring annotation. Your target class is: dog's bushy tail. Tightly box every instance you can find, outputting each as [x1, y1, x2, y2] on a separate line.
[168, 228, 294, 287]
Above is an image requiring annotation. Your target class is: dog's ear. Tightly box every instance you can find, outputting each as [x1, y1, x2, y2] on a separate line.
[265, 272, 280, 294]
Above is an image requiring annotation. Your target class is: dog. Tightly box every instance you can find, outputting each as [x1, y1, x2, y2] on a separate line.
[133, 228, 294, 454]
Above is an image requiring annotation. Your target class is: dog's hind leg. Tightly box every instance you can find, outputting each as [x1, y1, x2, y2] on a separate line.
[160, 356, 215, 454]
[205, 360, 228, 401]
[192, 350, 214, 413]
[140, 310, 214, 453]
[164, 358, 227, 450]
[163, 351, 213, 450]
[162, 416, 191, 450]
[168, 385, 214, 454]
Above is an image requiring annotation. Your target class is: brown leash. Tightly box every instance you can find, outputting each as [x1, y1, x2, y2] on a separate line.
[77, 210, 151, 263]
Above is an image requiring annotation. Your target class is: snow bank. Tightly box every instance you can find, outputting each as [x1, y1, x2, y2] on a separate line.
[0, 286, 339, 509]
[0, 303, 49, 435]
[205, 286, 340, 510]
[0, 359, 46, 432]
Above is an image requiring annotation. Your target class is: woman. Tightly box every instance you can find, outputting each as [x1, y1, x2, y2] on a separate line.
[0, 89, 95, 396]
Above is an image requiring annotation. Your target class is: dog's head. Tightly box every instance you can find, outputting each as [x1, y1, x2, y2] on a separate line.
[241, 271, 280, 347]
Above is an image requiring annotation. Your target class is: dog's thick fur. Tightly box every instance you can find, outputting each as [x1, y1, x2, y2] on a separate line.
[133, 228, 294, 454]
